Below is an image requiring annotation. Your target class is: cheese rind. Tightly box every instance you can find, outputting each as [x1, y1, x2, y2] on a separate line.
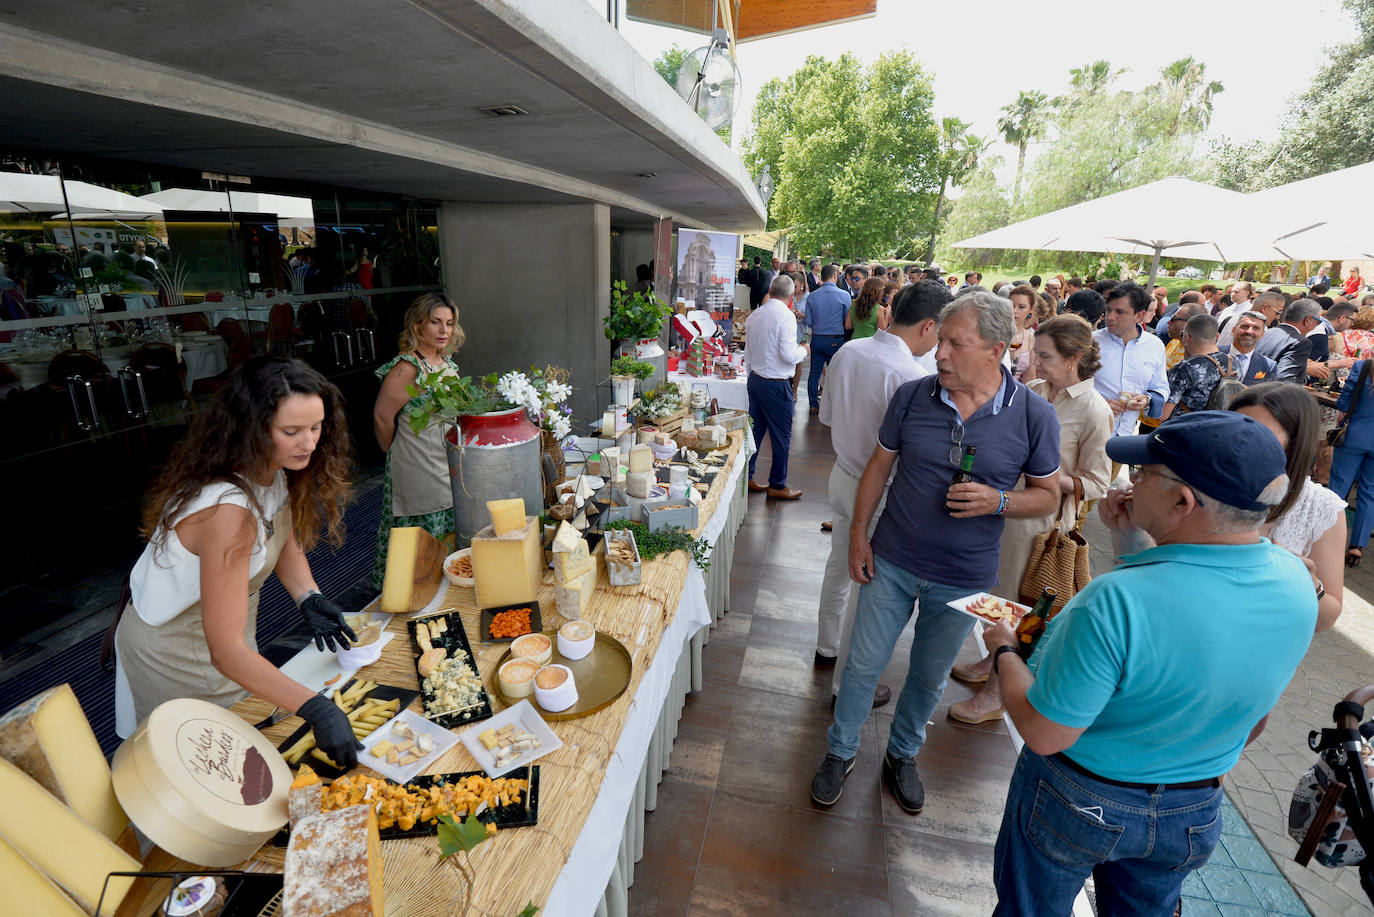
[487, 498, 526, 536]
[553, 539, 592, 584]
[0, 757, 139, 917]
[626, 470, 655, 499]
[379, 527, 445, 613]
[0, 683, 128, 842]
[551, 522, 583, 554]
[628, 444, 653, 473]
[470, 516, 544, 607]
[553, 567, 597, 619]
[0, 834, 89, 917]
[284, 804, 383, 917]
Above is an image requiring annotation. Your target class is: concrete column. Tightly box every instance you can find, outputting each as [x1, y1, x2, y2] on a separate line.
[438, 201, 610, 427]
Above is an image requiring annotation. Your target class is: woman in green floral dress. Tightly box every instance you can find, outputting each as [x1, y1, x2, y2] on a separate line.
[370, 293, 463, 586]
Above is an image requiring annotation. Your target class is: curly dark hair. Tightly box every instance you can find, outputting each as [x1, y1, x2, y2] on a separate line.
[141, 356, 353, 554]
[853, 276, 887, 321]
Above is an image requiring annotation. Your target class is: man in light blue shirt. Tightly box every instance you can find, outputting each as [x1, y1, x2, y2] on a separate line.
[983, 412, 1316, 916]
[805, 264, 853, 414]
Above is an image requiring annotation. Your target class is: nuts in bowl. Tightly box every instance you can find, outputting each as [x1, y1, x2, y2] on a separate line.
[443, 548, 474, 586]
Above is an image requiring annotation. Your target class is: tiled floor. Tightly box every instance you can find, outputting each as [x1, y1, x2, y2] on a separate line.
[628, 376, 1335, 915]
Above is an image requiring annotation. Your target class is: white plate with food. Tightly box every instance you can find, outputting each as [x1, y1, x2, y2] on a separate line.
[443, 548, 474, 587]
[946, 592, 1029, 626]
[458, 700, 562, 779]
[359, 708, 460, 783]
[279, 612, 394, 693]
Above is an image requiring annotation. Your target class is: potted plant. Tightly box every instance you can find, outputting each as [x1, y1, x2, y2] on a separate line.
[405, 366, 574, 544]
[609, 355, 653, 406]
[605, 280, 672, 390]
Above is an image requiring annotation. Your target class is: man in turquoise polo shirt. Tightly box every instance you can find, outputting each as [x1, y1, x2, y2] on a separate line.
[982, 411, 1317, 916]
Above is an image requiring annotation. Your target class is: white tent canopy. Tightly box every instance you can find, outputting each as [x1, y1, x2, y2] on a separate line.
[139, 188, 315, 228]
[0, 171, 164, 220]
[1247, 161, 1374, 261]
[952, 177, 1281, 265]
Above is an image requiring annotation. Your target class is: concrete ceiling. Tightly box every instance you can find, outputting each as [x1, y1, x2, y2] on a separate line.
[0, 0, 766, 231]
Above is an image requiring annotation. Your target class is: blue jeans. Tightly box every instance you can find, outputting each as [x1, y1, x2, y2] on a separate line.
[807, 334, 844, 409]
[993, 750, 1223, 917]
[1330, 444, 1374, 549]
[747, 374, 794, 488]
[828, 560, 977, 760]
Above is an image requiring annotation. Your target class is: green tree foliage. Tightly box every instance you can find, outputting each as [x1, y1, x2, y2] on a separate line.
[1017, 59, 1214, 219]
[935, 158, 1010, 265]
[741, 51, 942, 258]
[651, 44, 731, 145]
[924, 117, 986, 262]
[997, 90, 1049, 207]
[1210, 0, 1374, 190]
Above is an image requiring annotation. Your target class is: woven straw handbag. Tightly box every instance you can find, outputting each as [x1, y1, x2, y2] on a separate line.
[1018, 481, 1091, 614]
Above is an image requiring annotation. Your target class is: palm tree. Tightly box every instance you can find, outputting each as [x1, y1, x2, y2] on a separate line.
[925, 117, 985, 264]
[1159, 56, 1224, 135]
[1069, 60, 1118, 96]
[997, 90, 1048, 207]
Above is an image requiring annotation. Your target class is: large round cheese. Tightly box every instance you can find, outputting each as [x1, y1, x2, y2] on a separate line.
[112, 699, 291, 866]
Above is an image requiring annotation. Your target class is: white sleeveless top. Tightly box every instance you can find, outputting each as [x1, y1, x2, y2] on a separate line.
[129, 471, 289, 625]
[1270, 479, 1347, 558]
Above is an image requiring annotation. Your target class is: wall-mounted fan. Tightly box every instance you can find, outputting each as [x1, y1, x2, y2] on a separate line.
[674, 27, 741, 131]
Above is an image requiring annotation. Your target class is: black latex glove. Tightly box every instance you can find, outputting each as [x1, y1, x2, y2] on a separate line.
[300, 592, 357, 652]
[297, 694, 361, 770]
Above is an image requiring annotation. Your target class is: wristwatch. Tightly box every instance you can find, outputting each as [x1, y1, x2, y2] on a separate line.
[992, 644, 1019, 676]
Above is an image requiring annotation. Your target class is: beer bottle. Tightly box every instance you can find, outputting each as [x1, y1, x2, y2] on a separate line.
[1014, 587, 1056, 660]
[951, 445, 976, 486]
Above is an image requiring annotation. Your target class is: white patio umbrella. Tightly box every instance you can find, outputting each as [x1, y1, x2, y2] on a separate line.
[0, 171, 164, 220]
[1246, 161, 1374, 261]
[140, 188, 315, 228]
[952, 176, 1282, 290]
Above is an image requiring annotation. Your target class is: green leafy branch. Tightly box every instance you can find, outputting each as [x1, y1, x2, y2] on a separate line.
[610, 356, 655, 380]
[435, 813, 540, 917]
[604, 280, 671, 344]
[606, 520, 710, 570]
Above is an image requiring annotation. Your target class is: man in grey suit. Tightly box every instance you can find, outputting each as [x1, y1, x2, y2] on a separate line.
[1219, 312, 1280, 384]
[1252, 297, 1320, 382]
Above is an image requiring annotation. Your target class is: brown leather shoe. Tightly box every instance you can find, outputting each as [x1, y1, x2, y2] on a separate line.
[767, 486, 803, 500]
[748, 480, 768, 494]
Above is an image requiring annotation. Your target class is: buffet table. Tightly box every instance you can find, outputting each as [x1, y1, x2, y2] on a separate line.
[117, 430, 750, 917]
[667, 370, 749, 412]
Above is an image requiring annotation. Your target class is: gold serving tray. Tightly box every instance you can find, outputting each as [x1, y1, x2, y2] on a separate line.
[490, 629, 633, 720]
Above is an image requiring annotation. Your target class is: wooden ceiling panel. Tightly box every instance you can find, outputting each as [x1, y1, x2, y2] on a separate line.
[736, 0, 878, 41]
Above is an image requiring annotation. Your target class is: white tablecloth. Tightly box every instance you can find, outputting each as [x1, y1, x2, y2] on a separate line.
[0, 337, 227, 391]
[37, 293, 159, 316]
[207, 302, 298, 327]
[543, 428, 748, 916]
[667, 370, 749, 412]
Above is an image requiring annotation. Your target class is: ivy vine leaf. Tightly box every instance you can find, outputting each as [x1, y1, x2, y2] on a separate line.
[515, 905, 540, 917]
[436, 813, 490, 857]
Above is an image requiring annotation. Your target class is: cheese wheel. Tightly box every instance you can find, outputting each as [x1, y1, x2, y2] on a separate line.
[379, 527, 445, 613]
[284, 804, 383, 917]
[552, 538, 592, 584]
[0, 757, 139, 917]
[0, 683, 128, 841]
[0, 834, 88, 917]
[470, 516, 544, 607]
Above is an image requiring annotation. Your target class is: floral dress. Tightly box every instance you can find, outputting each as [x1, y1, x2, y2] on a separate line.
[371, 353, 459, 588]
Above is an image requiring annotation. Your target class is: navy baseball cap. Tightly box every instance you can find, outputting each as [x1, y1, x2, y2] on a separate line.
[1105, 411, 1286, 512]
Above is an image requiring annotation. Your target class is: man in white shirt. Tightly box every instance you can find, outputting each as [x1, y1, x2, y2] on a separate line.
[1214, 281, 1254, 349]
[744, 274, 810, 499]
[814, 281, 951, 703]
[1092, 282, 1169, 436]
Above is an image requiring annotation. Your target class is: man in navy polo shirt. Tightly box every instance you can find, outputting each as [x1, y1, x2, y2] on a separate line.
[805, 264, 853, 415]
[811, 292, 1061, 813]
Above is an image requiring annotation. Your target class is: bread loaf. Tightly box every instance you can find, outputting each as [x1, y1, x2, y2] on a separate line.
[284, 803, 383, 917]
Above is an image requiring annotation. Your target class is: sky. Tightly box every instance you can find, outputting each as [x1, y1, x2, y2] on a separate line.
[610, 0, 1355, 188]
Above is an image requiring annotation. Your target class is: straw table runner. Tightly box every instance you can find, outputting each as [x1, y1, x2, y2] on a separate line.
[114, 431, 746, 917]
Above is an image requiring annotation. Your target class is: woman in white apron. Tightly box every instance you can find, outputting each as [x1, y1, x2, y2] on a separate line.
[115, 357, 361, 768]
[371, 292, 465, 585]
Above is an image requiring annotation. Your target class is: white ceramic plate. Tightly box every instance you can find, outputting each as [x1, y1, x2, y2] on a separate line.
[945, 592, 1029, 626]
[359, 708, 460, 784]
[458, 699, 561, 778]
[443, 548, 475, 587]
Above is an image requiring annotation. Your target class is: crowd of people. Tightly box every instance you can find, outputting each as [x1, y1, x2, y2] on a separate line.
[740, 256, 1367, 914]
